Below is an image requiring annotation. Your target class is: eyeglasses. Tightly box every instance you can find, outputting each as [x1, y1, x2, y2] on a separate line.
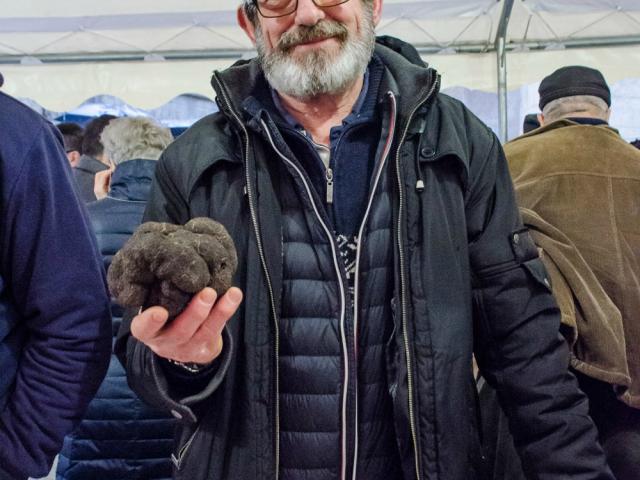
[253, 0, 351, 19]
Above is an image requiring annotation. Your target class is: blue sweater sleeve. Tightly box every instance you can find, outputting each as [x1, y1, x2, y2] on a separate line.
[0, 119, 112, 479]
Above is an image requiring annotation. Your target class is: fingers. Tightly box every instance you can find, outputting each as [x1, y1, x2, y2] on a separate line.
[167, 288, 218, 340]
[130, 287, 243, 364]
[93, 168, 113, 200]
[192, 287, 242, 345]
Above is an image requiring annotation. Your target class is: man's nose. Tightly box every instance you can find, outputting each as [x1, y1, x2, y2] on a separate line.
[293, 0, 326, 26]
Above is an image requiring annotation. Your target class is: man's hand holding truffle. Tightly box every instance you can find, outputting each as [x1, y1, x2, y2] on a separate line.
[130, 287, 242, 364]
[108, 217, 240, 364]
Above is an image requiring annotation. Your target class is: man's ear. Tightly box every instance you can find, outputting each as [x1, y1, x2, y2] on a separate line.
[372, 0, 383, 26]
[237, 5, 257, 45]
[605, 107, 612, 122]
[537, 113, 545, 127]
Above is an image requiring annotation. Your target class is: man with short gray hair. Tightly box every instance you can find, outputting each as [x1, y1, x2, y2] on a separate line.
[505, 65, 640, 479]
[537, 66, 612, 126]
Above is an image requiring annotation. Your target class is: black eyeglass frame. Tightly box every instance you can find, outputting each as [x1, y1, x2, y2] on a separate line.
[252, 0, 351, 19]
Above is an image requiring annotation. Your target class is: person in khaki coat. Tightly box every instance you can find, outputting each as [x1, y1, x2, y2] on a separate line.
[504, 65, 640, 480]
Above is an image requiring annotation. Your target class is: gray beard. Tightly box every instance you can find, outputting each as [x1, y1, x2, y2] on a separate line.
[256, 13, 376, 99]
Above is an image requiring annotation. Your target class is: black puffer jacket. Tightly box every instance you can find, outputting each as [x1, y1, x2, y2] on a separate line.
[116, 41, 613, 480]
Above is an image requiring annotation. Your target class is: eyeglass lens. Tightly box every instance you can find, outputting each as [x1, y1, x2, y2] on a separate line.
[255, 0, 351, 18]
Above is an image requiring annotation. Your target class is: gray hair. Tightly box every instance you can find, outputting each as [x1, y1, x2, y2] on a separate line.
[243, 1, 258, 24]
[100, 117, 173, 166]
[542, 95, 610, 123]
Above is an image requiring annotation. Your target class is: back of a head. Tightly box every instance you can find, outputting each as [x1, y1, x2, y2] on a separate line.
[57, 122, 84, 153]
[538, 66, 611, 124]
[82, 114, 117, 158]
[100, 117, 173, 166]
[522, 114, 541, 134]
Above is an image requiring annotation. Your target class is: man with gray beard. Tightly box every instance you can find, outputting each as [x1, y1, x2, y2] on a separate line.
[117, 1, 613, 479]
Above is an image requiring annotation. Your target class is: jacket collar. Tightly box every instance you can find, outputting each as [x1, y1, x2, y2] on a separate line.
[210, 38, 439, 129]
[75, 154, 109, 174]
[512, 118, 621, 143]
[108, 159, 156, 201]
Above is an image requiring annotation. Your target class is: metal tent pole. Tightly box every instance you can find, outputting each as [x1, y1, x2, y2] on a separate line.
[496, 0, 515, 142]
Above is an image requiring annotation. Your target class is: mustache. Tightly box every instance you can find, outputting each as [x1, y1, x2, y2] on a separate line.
[277, 20, 349, 52]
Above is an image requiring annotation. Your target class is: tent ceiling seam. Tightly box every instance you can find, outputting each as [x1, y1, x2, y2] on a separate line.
[565, 10, 619, 40]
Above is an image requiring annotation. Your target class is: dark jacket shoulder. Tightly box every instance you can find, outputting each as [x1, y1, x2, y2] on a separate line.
[0, 92, 63, 172]
[156, 112, 241, 200]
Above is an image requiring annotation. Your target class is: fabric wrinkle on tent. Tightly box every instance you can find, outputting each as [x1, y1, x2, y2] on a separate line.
[1, 0, 639, 139]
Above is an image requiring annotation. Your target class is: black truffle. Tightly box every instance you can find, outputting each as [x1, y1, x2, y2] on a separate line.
[108, 218, 238, 318]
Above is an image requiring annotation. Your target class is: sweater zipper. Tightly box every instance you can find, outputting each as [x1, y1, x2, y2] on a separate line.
[349, 91, 397, 480]
[326, 167, 334, 204]
[212, 73, 282, 480]
[259, 118, 352, 480]
[396, 72, 441, 480]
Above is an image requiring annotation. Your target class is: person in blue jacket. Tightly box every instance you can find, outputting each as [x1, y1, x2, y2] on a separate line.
[56, 117, 176, 480]
[0, 91, 111, 480]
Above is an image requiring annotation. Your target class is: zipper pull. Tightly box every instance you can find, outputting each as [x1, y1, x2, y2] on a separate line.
[325, 167, 334, 205]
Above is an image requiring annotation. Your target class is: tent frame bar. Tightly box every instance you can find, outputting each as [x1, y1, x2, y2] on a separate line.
[2, 34, 640, 65]
[496, 0, 515, 142]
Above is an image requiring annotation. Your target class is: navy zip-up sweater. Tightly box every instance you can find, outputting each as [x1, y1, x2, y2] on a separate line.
[0, 92, 111, 480]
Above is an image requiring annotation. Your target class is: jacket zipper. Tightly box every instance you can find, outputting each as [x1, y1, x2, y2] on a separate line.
[213, 67, 441, 480]
[259, 119, 351, 480]
[349, 91, 398, 480]
[326, 167, 334, 204]
[395, 72, 441, 480]
[212, 73, 282, 480]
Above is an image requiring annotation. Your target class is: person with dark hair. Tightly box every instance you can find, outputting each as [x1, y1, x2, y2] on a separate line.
[57, 117, 175, 480]
[117, 3, 613, 480]
[0, 91, 111, 479]
[56, 122, 84, 167]
[631, 138, 640, 150]
[522, 113, 540, 134]
[73, 114, 116, 202]
[505, 65, 640, 479]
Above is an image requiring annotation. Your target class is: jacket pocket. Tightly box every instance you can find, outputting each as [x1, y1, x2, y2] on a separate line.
[512, 226, 553, 292]
[386, 297, 399, 399]
[468, 376, 489, 480]
[521, 258, 552, 293]
[171, 423, 201, 471]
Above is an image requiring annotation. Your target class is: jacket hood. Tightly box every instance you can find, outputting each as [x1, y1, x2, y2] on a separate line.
[109, 158, 157, 202]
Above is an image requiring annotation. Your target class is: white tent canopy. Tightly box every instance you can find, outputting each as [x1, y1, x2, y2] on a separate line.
[3, 1, 640, 56]
[1, 1, 640, 117]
